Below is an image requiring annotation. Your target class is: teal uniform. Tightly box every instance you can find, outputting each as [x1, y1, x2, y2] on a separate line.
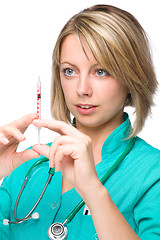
[0, 113, 160, 240]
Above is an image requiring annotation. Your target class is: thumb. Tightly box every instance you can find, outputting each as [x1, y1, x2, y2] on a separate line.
[13, 113, 38, 133]
[13, 149, 40, 170]
[32, 144, 50, 159]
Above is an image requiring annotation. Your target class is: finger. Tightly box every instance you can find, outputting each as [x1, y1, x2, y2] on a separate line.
[33, 144, 51, 160]
[13, 149, 40, 170]
[0, 113, 38, 143]
[0, 132, 9, 144]
[54, 147, 63, 172]
[12, 113, 38, 133]
[32, 119, 82, 137]
[33, 144, 54, 168]
[0, 125, 26, 142]
[49, 136, 80, 163]
[54, 144, 73, 172]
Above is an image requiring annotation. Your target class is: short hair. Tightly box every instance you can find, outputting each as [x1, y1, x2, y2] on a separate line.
[51, 4, 158, 137]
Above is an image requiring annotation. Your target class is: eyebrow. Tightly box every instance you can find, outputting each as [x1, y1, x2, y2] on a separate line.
[60, 62, 101, 69]
[60, 62, 77, 68]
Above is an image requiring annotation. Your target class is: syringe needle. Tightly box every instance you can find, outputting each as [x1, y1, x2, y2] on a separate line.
[37, 77, 41, 145]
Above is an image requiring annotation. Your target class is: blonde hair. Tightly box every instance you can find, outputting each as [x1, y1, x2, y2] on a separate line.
[51, 4, 158, 137]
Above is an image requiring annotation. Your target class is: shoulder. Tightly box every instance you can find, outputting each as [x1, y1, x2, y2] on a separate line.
[133, 136, 160, 161]
[121, 136, 160, 185]
[127, 136, 160, 186]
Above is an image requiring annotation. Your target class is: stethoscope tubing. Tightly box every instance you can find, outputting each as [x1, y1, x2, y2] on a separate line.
[10, 173, 53, 224]
[5, 137, 135, 227]
[63, 137, 136, 225]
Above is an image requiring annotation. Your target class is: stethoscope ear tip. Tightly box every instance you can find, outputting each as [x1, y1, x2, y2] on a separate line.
[3, 212, 39, 226]
[32, 212, 39, 219]
[3, 219, 9, 225]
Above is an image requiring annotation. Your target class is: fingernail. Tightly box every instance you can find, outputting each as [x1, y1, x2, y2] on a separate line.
[33, 119, 40, 122]
[1, 137, 9, 144]
[33, 119, 40, 125]
[19, 134, 25, 140]
[33, 144, 40, 150]
[32, 113, 39, 120]
[55, 164, 61, 172]
[55, 166, 58, 172]
[49, 161, 55, 169]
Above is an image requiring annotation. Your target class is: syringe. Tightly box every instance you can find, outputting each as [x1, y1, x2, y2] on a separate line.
[37, 77, 41, 145]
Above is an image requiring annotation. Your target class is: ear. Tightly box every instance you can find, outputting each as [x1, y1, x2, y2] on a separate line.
[125, 93, 132, 105]
[127, 93, 131, 99]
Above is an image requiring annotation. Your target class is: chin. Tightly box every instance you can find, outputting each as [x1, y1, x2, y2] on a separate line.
[75, 116, 106, 129]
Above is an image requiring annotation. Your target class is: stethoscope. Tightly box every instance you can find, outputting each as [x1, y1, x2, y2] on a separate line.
[3, 137, 135, 240]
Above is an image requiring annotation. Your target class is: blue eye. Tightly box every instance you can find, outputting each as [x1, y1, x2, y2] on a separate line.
[96, 69, 109, 77]
[63, 68, 74, 76]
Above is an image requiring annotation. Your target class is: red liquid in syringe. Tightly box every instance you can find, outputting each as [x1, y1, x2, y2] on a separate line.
[37, 78, 41, 119]
[37, 77, 41, 145]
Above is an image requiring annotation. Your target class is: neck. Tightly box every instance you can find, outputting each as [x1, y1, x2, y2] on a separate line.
[76, 112, 124, 157]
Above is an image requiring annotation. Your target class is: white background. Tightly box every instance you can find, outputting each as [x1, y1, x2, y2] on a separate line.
[0, 0, 159, 151]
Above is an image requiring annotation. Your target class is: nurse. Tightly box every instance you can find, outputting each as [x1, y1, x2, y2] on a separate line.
[0, 4, 160, 240]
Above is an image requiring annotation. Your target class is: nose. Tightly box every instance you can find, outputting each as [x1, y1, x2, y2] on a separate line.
[77, 73, 93, 97]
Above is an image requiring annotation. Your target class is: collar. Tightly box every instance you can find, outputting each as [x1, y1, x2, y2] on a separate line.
[101, 112, 132, 161]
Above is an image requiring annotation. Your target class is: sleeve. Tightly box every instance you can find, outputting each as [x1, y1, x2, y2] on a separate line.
[0, 177, 12, 240]
[134, 176, 160, 239]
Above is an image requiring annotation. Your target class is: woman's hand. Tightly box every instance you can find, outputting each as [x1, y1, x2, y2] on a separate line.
[33, 119, 101, 198]
[0, 113, 40, 179]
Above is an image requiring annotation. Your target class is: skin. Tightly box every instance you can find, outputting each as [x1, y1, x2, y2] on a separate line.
[60, 35, 128, 134]
[32, 34, 139, 239]
[0, 34, 140, 239]
[33, 34, 129, 192]
[59, 34, 129, 165]
[0, 113, 40, 179]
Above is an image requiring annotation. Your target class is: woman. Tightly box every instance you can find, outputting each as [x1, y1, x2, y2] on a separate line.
[0, 4, 160, 240]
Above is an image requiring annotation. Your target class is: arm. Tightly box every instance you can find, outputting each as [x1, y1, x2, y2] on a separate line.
[134, 177, 160, 239]
[82, 183, 140, 240]
[33, 119, 141, 240]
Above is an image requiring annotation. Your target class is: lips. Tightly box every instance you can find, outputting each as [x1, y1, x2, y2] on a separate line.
[76, 104, 98, 114]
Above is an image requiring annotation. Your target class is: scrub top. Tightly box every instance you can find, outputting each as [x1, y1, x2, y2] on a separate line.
[0, 113, 160, 240]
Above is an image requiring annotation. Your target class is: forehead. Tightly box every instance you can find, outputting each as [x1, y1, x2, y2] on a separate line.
[60, 34, 97, 65]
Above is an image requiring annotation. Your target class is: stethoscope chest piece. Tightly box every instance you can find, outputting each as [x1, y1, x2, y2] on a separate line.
[48, 222, 68, 240]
